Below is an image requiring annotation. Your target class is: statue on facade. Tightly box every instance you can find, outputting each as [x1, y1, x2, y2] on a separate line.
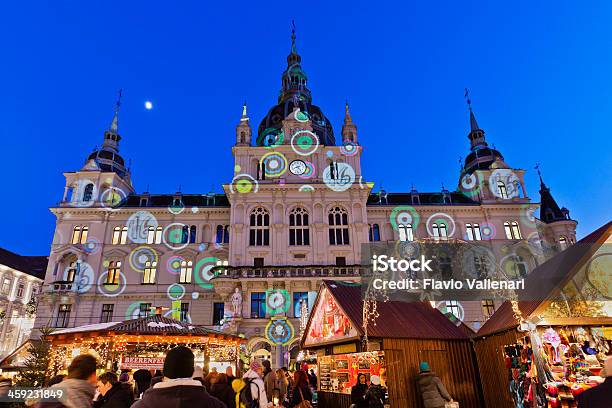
[231, 287, 243, 317]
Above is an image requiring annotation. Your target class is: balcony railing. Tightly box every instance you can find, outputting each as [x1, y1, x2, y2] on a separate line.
[211, 265, 364, 279]
[46, 281, 74, 292]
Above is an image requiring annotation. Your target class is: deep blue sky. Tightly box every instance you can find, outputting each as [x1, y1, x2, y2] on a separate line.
[1, 1, 611, 255]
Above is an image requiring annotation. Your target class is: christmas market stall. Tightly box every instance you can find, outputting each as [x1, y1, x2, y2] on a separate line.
[300, 280, 482, 408]
[46, 314, 245, 375]
[474, 221, 612, 408]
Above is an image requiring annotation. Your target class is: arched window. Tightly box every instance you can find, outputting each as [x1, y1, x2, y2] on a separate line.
[249, 208, 270, 246]
[289, 207, 310, 246]
[120, 226, 128, 244]
[143, 261, 157, 284]
[71, 226, 88, 244]
[106, 261, 121, 284]
[559, 236, 568, 250]
[504, 221, 522, 240]
[369, 224, 381, 242]
[497, 181, 508, 199]
[431, 223, 448, 241]
[189, 225, 197, 244]
[465, 223, 482, 241]
[179, 260, 193, 283]
[66, 260, 78, 282]
[509, 255, 529, 278]
[112, 226, 121, 245]
[82, 183, 94, 202]
[328, 207, 349, 245]
[398, 224, 413, 242]
[71, 226, 81, 245]
[216, 225, 230, 244]
[181, 225, 189, 244]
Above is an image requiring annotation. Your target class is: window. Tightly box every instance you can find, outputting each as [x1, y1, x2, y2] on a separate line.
[249, 208, 270, 246]
[444, 301, 460, 319]
[216, 225, 230, 244]
[398, 224, 414, 242]
[250, 292, 265, 318]
[2, 279, 10, 295]
[253, 257, 264, 268]
[293, 292, 308, 317]
[180, 303, 189, 322]
[179, 260, 193, 283]
[559, 237, 568, 250]
[504, 221, 522, 240]
[139, 303, 151, 318]
[512, 255, 528, 277]
[432, 223, 448, 241]
[143, 261, 157, 284]
[147, 226, 162, 244]
[336, 257, 346, 266]
[289, 208, 310, 246]
[474, 255, 490, 279]
[189, 225, 197, 244]
[328, 207, 349, 245]
[112, 226, 128, 244]
[465, 223, 482, 241]
[16, 283, 24, 298]
[55, 304, 71, 328]
[82, 183, 94, 202]
[213, 302, 225, 325]
[497, 180, 508, 199]
[481, 300, 495, 318]
[100, 304, 114, 323]
[369, 224, 380, 242]
[106, 261, 121, 284]
[66, 261, 77, 282]
[71, 226, 88, 244]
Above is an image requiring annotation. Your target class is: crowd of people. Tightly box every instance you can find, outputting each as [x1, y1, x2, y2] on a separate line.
[18, 347, 317, 408]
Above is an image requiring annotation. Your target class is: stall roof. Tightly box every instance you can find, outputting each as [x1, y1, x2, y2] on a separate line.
[49, 315, 244, 341]
[477, 221, 612, 337]
[313, 281, 470, 341]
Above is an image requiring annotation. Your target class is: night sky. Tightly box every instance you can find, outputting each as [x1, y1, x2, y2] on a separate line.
[1, 1, 610, 255]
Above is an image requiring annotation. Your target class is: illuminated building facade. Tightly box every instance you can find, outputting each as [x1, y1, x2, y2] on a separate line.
[33, 32, 577, 366]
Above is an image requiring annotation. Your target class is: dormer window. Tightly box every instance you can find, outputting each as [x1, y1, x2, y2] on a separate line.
[140, 198, 148, 207]
[411, 195, 420, 205]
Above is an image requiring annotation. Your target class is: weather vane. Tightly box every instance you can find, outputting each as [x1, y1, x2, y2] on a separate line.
[464, 88, 471, 110]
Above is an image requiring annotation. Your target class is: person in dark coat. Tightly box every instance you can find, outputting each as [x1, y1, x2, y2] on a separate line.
[210, 373, 235, 408]
[94, 372, 134, 408]
[307, 369, 317, 389]
[131, 346, 225, 408]
[364, 375, 386, 408]
[576, 356, 612, 408]
[132, 369, 152, 398]
[416, 362, 452, 408]
[350, 373, 369, 408]
[288, 370, 312, 408]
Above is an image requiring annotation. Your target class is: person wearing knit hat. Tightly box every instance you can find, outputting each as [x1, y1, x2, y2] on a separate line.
[131, 346, 225, 408]
[364, 374, 385, 407]
[576, 355, 612, 408]
[416, 361, 453, 408]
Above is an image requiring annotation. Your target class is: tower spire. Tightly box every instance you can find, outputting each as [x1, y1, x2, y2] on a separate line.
[535, 162, 545, 187]
[109, 89, 122, 134]
[344, 100, 353, 123]
[241, 101, 248, 121]
[464, 88, 487, 150]
[291, 20, 297, 54]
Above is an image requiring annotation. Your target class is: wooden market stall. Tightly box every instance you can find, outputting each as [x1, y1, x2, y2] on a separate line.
[47, 314, 245, 375]
[474, 221, 612, 408]
[301, 280, 483, 408]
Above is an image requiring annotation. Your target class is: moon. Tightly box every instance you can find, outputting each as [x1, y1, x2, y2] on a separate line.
[144, 101, 153, 110]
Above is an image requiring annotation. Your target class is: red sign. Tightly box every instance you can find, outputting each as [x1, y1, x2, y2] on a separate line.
[120, 356, 164, 370]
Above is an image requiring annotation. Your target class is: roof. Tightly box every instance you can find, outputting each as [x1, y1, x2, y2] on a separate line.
[316, 280, 470, 341]
[0, 247, 48, 279]
[119, 193, 230, 208]
[0, 339, 41, 369]
[477, 221, 612, 337]
[50, 315, 243, 341]
[367, 192, 478, 206]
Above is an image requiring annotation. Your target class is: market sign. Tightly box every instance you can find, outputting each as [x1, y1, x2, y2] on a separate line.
[304, 287, 359, 347]
[120, 356, 164, 370]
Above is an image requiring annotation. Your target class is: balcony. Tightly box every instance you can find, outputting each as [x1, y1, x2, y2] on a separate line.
[46, 281, 74, 293]
[211, 265, 364, 279]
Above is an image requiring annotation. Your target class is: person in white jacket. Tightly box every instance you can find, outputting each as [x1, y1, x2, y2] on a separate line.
[242, 360, 269, 408]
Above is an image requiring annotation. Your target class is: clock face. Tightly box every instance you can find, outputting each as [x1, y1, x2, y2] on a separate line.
[289, 160, 307, 175]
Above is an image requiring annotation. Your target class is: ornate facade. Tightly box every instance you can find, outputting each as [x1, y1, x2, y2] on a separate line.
[33, 33, 577, 366]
